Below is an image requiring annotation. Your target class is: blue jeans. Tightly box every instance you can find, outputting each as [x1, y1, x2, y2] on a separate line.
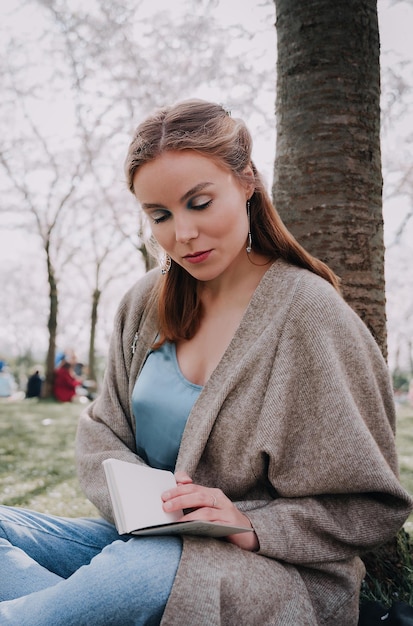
[0, 505, 182, 625]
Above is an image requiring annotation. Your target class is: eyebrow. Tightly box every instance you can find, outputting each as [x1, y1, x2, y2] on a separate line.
[180, 182, 213, 203]
[141, 182, 213, 211]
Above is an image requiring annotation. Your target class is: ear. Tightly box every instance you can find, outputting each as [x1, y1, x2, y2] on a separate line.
[241, 163, 255, 198]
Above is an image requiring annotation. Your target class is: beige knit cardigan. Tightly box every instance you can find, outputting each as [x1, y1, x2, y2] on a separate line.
[76, 259, 412, 625]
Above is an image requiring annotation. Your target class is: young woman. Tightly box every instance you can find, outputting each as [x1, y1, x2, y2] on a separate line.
[0, 99, 411, 625]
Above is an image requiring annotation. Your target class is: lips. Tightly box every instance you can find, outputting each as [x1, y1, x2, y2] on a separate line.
[183, 250, 212, 264]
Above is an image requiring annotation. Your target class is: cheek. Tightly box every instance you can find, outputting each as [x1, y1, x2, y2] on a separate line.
[150, 224, 174, 248]
[221, 204, 249, 238]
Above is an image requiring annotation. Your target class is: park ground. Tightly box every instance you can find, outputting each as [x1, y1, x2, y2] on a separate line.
[0, 398, 97, 517]
[396, 402, 413, 533]
[0, 397, 412, 527]
[1, 397, 413, 606]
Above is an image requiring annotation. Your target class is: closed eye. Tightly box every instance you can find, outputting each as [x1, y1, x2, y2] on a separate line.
[188, 198, 212, 211]
[150, 210, 171, 224]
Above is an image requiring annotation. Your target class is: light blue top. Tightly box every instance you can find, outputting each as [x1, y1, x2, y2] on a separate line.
[132, 341, 203, 472]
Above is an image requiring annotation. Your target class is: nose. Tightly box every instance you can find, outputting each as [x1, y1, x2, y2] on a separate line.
[174, 214, 198, 244]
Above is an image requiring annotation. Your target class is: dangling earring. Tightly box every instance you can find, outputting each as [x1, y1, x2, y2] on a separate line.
[246, 200, 252, 254]
[160, 253, 171, 275]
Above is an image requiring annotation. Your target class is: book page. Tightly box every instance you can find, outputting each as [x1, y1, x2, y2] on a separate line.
[103, 459, 181, 534]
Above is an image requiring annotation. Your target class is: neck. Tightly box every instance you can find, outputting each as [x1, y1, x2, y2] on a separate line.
[198, 251, 272, 308]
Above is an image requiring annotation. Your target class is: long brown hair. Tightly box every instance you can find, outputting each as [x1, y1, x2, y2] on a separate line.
[125, 99, 340, 344]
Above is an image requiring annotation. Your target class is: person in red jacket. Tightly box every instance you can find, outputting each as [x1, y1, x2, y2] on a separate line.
[53, 359, 81, 402]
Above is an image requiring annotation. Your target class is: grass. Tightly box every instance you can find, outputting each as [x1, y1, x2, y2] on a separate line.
[396, 402, 413, 532]
[0, 397, 97, 517]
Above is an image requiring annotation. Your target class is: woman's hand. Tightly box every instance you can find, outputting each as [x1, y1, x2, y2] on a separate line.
[161, 471, 259, 552]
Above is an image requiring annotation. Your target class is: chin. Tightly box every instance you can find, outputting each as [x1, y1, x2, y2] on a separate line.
[183, 266, 221, 282]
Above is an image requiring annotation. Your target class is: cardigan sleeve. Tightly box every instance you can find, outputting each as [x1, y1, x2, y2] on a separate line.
[75, 272, 158, 522]
[244, 277, 413, 565]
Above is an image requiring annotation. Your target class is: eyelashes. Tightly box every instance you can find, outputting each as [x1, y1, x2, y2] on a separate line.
[189, 199, 212, 211]
[150, 199, 213, 224]
[152, 213, 170, 224]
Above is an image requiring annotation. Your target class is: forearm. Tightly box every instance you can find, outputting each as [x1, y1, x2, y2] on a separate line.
[244, 491, 412, 565]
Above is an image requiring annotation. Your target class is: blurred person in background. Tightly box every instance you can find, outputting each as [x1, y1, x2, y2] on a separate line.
[53, 356, 81, 403]
[25, 369, 43, 399]
[0, 361, 16, 398]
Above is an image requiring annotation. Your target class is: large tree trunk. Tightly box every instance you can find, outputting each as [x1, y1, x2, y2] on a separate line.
[273, 0, 386, 356]
[272, 0, 412, 608]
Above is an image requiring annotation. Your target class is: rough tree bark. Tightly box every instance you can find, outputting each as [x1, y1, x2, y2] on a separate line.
[272, 0, 412, 608]
[273, 0, 386, 356]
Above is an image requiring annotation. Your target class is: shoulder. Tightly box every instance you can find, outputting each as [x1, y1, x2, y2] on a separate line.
[261, 259, 347, 323]
[269, 260, 355, 319]
[265, 260, 379, 352]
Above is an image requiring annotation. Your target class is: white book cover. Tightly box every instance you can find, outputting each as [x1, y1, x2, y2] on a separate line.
[102, 458, 252, 537]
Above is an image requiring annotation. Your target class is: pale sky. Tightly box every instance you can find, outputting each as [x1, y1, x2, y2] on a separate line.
[0, 0, 412, 368]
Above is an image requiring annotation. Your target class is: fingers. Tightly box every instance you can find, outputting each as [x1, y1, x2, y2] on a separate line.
[161, 479, 259, 551]
[162, 483, 223, 515]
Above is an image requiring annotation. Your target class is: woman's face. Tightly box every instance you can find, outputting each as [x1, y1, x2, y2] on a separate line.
[132, 150, 254, 284]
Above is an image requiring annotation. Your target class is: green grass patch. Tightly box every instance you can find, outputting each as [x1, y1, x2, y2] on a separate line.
[396, 402, 413, 532]
[0, 398, 97, 517]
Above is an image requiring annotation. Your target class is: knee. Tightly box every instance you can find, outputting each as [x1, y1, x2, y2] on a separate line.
[96, 536, 182, 581]
[0, 506, 19, 540]
[0, 511, 9, 540]
[0, 538, 12, 547]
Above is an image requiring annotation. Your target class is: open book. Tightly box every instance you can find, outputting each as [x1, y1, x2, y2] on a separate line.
[102, 458, 252, 537]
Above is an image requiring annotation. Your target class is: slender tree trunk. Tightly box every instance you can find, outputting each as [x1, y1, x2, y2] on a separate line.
[43, 246, 58, 398]
[273, 0, 386, 356]
[408, 340, 413, 377]
[88, 288, 100, 383]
